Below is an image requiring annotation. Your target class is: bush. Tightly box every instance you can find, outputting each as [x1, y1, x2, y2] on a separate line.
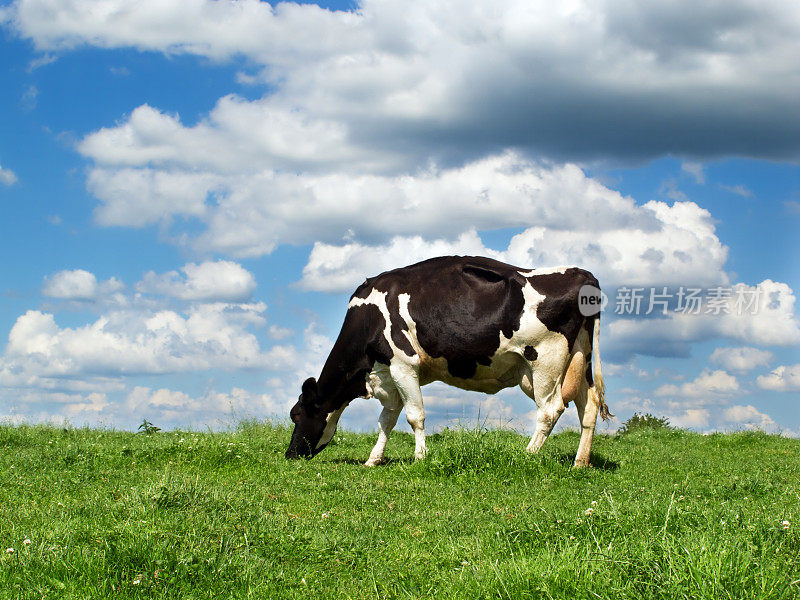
[618, 412, 671, 435]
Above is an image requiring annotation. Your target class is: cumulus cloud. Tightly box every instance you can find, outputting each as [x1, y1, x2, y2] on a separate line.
[42, 269, 98, 299]
[301, 230, 494, 292]
[5, 0, 800, 163]
[608, 280, 800, 358]
[42, 269, 123, 300]
[0, 162, 18, 185]
[757, 364, 800, 392]
[83, 150, 661, 257]
[722, 404, 778, 432]
[0, 389, 110, 426]
[669, 408, 711, 429]
[709, 346, 773, 372]
[124, 386, 283, 428]
[655, 369, 739, 399]
[0, 302, 289, 386]
[298, 183, 728, 292]
[267, 325, 294, 340]
[0, 385, 286, 429]
[136, 260, 256, 302]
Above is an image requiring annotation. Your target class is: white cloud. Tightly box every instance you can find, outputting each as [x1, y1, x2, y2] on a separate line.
[0, 162, 18, 185]
[609, 280, 800, 357]
[0, 302, 289, 384]
[681, 162, 705, 184]
[0, 385, 286, 429]
[83, 149, 659, 257]
[720, 184, 754, 198]
[87, 167, 219, 227]
[660, 178, 688, 202]
[668, 408, 710, 428]
[136, 260, 256, 302]
[0, 389, 110, 426]
[757, 364, 800, 392]
[268, 325, 294, 340]
[42, 269, 124, 300]
[709, 346, 773, 372]
[300, 229, 494, 292]
[124, 385, 283, 428]
[723, 404, 778, 432]
[655, 369, 739, 399]
[6, 0, 800, 162]
[42, 269, 98, 299]
[298, 185, 728, 292]
[3, 0, 363, 64]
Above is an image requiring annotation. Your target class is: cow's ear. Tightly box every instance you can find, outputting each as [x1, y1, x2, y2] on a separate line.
[301, 377, 319, 407]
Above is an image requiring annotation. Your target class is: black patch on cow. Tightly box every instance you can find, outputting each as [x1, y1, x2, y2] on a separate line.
[585, 351, 593, 385]
[314, 303, 390, 411]
[364, 256, 527, 380]
[529, 268, 599, 351]
[524, 345, 538, 361]
[351, 278, 375, 300]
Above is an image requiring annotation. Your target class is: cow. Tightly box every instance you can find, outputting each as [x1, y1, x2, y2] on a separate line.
[285, 256, 611, 468]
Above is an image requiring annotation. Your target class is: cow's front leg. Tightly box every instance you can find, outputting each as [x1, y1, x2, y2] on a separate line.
[390, 363, 427, 460]
[406, 402, 427, 460]
[524, 374, 566, 454]
[527, 398, 566, 453]
[365, 404, 401, 467]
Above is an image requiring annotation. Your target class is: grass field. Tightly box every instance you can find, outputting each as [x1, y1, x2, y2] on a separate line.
[1, 422, 798, 599]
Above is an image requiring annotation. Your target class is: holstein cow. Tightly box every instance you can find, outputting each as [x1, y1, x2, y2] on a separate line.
[286, 256, 611, 467]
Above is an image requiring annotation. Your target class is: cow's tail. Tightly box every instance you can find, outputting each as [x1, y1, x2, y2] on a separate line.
[590, 315, 612, 421]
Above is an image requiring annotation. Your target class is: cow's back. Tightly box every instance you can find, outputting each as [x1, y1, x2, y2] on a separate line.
[351, 256, 528, 380]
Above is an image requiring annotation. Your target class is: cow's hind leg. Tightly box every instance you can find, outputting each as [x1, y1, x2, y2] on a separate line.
[563, 350, 598, 467]
[573, 378, 599, 468]
[390, 363, 427, 460]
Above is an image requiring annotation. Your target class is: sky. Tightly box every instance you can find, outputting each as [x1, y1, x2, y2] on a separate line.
[0, 0, 798, 438]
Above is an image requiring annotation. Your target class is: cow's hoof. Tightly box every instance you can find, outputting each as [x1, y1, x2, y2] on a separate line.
[364, 457, 385, 467]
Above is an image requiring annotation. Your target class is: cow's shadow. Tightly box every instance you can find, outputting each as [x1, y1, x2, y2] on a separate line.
[555, 452, 620, 471]
[324, 457, 414, 466]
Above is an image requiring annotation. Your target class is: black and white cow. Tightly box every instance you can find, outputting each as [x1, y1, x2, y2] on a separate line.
[286, 256, 611, 467]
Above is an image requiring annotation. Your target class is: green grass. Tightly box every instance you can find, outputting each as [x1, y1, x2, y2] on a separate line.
[1, 423, 798, 599]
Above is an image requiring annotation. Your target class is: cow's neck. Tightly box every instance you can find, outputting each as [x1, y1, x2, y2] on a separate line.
[316, 360, 367, 414]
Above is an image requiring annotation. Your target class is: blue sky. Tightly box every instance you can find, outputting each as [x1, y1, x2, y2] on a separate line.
[0, 0, 798, 436]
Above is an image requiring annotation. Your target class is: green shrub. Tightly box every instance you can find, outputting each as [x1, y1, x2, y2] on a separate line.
[618, 412, 671, 435]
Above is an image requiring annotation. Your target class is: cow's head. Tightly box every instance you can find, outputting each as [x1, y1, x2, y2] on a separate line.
[285, 377, 329, 459]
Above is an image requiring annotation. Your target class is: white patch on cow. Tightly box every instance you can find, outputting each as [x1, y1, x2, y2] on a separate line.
[316, 402, 349, 449]
[348, 289, 418, 363]
[501, 281, 549, 349]
[517, 266, 569, 277]
[365, 362, 398, 404]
